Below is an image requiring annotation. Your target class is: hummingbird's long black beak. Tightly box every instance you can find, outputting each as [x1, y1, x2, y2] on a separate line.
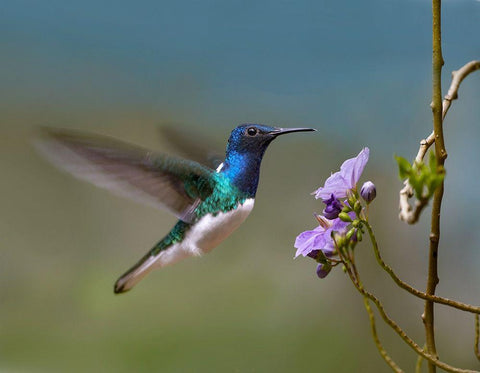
[270, 127, 316, 136]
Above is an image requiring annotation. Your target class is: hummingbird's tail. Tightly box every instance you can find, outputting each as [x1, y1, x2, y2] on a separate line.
[114, 237, 190, 294]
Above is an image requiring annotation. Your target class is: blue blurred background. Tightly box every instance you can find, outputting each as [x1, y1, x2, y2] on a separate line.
[1, 0, 480, 371]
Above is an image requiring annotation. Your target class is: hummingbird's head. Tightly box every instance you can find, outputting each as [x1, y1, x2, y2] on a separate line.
[226, 124, 316, 156]
[222, 124, 315, 196]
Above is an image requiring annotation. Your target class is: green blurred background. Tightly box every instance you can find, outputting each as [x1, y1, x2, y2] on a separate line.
[1, 1, 480, 372]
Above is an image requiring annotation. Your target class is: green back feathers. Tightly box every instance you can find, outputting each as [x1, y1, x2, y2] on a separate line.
[151, 174, 247, 255]
[194, 173, 248, 217]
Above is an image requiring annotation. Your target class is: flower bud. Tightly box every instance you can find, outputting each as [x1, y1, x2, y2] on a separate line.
[333, 233, 346, 248]
[347, 192, 357, 209]
[341, 205, 352, 213]
[345, 227, 356, 241]
[316, 263, 332, 278]
[360, 181, 376, 203]
[338, 212, 353, 222]
[353, 201, 362, 215]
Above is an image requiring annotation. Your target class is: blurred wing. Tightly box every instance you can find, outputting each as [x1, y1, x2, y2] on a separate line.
[158, 125, 224, 169]
[35, 128, 217, 223]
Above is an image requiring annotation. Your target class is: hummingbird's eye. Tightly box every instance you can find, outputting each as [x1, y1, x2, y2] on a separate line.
[246, 127, 258, 136]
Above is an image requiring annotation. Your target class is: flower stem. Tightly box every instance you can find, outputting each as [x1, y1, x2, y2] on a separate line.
[338, 250, 477, 373]
[336, 249, 403, 372]
[363, 296, 404, 372]
[363, 221, 480, 314]
[416, 345, 426, 373]
[349, 269, 477, 372]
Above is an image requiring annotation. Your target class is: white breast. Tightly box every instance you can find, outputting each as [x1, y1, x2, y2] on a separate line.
[115, 198, 255, 291]
[181, 198, 255, 256]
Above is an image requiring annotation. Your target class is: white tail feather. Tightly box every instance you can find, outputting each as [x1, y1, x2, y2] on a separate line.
[114, 244, 190, 293]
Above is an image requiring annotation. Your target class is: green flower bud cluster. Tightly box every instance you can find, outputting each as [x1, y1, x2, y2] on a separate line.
[333, 191, 368, 255]
[395, 151, 445, 201]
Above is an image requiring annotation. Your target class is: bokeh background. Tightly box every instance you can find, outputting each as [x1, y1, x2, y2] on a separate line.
[1, 0, 480, 372]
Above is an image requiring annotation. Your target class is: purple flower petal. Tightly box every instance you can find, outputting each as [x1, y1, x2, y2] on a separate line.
[313, 148, 370, 200]
[294, 216, 351, 258]
[306, 249, 321, 259]
[323, 194, 343, 220]
[339, 147, 369, 189]
[294, 226, 327, 258]
[331, 216, 351, 231]
[321, 241, 335, 257]
[313, 173, 348, 200]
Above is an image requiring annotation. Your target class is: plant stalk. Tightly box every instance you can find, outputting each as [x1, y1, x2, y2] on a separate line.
[424, 0, 445, 371]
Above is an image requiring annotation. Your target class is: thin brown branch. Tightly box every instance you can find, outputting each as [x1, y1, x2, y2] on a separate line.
[442, 61, 480, 120]
[399, 60, 480, 224]
[475, 314, 480, 362]
[424, 1, 444, 370]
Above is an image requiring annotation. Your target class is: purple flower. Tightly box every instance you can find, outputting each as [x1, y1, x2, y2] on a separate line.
[313, 148, 370, 200]
[322, 194, 343, 220]
[294, 217, 349, 258]
[360, 181, 376, 203]
[295, 147, 372, 279]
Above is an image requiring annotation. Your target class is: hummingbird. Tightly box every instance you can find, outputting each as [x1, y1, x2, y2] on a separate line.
[37, 124, 315, 293]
